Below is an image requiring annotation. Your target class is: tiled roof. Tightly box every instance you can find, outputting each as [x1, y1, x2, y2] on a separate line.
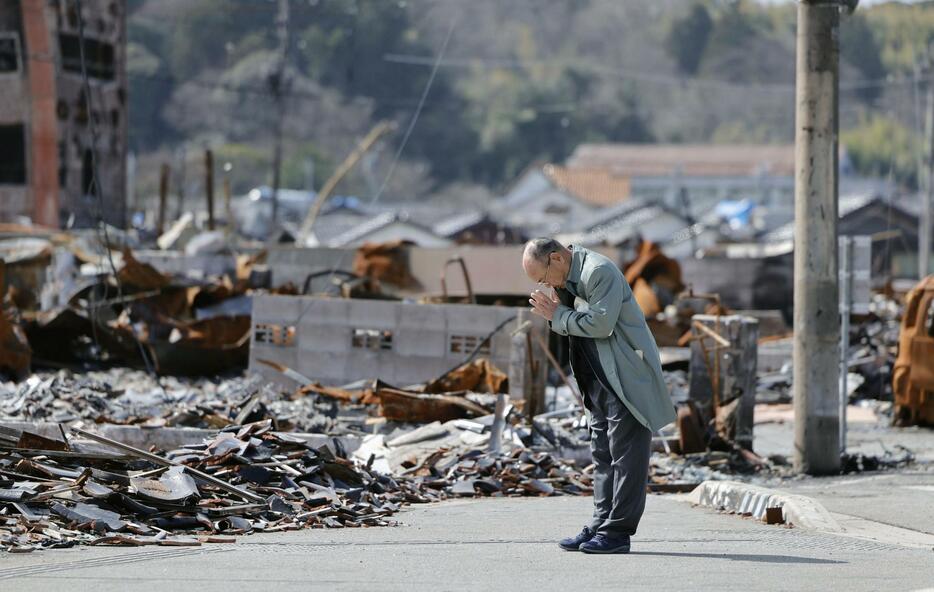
[432, 211, 486, 237]
[327, 212, 400, 247]
[326, 212, 446, 247]
[568, 143, 796, 177]
[762, 194, 914, 244]
[541, 164, 631, 206]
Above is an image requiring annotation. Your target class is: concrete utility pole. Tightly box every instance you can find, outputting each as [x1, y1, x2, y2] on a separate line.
[793, 0, 842, 475]
[921, 58, 934, 279]
[269, 0, 290, 238]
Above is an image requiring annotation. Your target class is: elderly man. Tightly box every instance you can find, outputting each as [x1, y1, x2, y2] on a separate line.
[522, 238, 676, 554]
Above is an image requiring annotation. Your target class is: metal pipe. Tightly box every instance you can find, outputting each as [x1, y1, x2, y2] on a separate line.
[71, 427, 265, 503]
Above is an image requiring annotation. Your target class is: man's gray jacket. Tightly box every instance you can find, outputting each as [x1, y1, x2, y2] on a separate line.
[549, 245, 677, 432]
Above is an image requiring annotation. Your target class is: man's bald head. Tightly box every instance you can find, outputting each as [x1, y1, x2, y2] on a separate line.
[522, 238, 570, 288]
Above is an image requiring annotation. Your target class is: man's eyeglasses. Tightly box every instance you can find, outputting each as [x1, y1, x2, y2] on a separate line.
[537, 256, 552, 286]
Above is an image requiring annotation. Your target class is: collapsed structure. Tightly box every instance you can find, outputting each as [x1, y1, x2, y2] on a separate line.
[0, 0, 127, 228]
[0, 222, 926, 554]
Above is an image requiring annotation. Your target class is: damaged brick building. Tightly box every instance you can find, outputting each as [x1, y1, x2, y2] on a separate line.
[0, 0, 126, 228]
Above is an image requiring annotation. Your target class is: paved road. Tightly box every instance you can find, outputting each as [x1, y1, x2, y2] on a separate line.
[2, 495, 932, 592]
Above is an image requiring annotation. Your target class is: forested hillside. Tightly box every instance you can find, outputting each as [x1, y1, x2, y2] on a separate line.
[127, 0, 934, 200]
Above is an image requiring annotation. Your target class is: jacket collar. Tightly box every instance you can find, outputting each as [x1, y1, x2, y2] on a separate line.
[566, 244, 584, 286]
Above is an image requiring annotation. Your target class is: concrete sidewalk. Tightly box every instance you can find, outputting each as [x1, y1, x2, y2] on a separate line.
[778, 471, 934, 537]
[755, 404, 934, 537]
[2, 495, 931, 592]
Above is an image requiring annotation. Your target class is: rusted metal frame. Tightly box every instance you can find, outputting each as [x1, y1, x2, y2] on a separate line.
[71, 427, 265, 503]
[678, 289, 722, 309]
[440, 256, 475, 304]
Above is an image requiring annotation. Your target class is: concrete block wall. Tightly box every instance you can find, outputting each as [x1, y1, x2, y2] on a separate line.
[249, 294, 548, 396]
[266, 245, 621, 298]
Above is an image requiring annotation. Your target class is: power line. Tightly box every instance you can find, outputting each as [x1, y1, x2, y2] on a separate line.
[28, 42, 927, 114]
[292, 9, 460, 328]
[25, 50, 323, 101]
[369, 16, 458, 205]
[382, 52, 795, 94]
[382, 51, 934, 94]
[72, 0, 122, 285]
[73, 0, 161, 378]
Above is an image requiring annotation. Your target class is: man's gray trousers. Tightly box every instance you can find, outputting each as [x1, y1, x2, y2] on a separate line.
[582, 377, 652, 537]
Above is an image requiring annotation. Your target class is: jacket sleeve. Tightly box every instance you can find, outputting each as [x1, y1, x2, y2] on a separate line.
[550, 265, 623, 339]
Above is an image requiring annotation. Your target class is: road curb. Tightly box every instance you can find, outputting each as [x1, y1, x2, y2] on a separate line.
[684, 480, 843, 532]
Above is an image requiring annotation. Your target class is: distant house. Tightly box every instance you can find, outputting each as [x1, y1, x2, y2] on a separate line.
[493, 163, 632, 236]
[326, 211, 452, 248]
[302, 196, 374, 247]
[558, 198, 680, 245]
[557, 198, 721, 259]
[567, 143, 796, 215]
[235, 190, 373, 243]
[432, 211, 526, 245]
[764, 193, 924, 278]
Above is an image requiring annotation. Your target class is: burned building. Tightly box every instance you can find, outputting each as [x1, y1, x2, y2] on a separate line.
[0, 0, 126, 228]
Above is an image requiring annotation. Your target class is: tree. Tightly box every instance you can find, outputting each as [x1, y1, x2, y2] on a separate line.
[841, 115, 920, 189]
[293, 0, 478, 184]
[840, 13, 886, 103]
[666, 3, 713, 75]
[126, 41, 176, 151]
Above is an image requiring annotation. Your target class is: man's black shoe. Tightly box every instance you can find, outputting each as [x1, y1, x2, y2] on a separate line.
[558, 526, 595, 551]
[579, 533, 631, 554]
